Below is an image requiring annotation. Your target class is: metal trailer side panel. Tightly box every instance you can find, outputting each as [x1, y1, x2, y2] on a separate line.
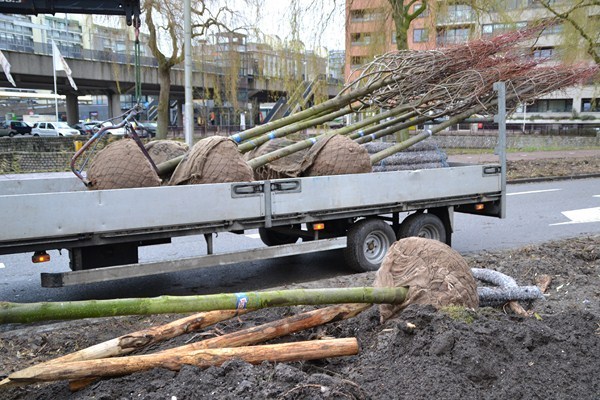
[270, 165, 501, 216]
[0, 173, 85, 195]
[0, 183, 265, 242]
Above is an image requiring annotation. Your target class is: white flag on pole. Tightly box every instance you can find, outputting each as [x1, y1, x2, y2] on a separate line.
[0, 50, 16, 87]
[52, 41, 77, 90]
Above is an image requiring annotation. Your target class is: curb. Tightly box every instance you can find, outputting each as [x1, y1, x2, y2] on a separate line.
[508, 173, 600, 184]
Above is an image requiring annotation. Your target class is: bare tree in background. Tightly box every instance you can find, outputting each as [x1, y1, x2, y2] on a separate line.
[387, 0, 427, 50]
[143, 0, 246, 139]
[535, 0, 600, 65]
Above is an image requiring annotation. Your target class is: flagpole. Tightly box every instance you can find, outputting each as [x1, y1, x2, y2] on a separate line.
[53, 42, 58, 121]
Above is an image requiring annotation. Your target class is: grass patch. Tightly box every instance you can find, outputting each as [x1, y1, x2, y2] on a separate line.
[440, 306, 477, 324]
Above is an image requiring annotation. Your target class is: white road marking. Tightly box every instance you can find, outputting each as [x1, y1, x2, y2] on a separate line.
[245, 233, 261, 239]
[507, 189, 561, 196]
[550, 207, 600, 226]
[0, 262, 5, 269]
[594, 195, 600, 198]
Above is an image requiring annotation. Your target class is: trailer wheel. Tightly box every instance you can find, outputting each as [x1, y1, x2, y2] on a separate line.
[344, 218, 396, 272]
[258, 226, 300, 246]
[397, 213, 447, 243]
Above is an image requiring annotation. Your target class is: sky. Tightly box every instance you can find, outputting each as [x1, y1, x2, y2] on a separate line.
[244, 0, 346, 51]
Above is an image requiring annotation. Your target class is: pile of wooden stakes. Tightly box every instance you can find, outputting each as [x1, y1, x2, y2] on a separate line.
[0, 287, 407, 388]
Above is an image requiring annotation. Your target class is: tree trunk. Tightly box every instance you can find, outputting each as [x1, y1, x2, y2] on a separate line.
[9, 338, 359, 383]
[0, 287, 408, 323]
[155, 65, 172, 140]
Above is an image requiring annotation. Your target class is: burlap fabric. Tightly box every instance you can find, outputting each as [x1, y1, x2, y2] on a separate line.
[86, 138, 161, 190]
[145, 140, 189, 166]
[169, 136, 253, 185]
[374, 237, 479, 322]
[301, 133, 372, 176]
[245, 138, 309, 180]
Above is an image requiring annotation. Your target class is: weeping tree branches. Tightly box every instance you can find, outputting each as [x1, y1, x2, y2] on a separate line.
[535, 0, 600, 64]
[143, 0, 244, 139]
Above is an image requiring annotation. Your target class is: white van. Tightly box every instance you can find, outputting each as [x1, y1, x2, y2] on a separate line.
[31, 122, 80, 137]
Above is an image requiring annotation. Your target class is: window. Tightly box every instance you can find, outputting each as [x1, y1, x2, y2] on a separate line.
[541, 24, 563, 35]
[482, 22, 527, 36]
[351, 56, 369, 66]
[351, 33, 372, 45]
[438, 4, 473, 24]
[413, 3, 429, 18]
[350, 8, 384, 22]
[532, 47, 554, 59]
[413, 28, 429, 43]
[437, 28, 470, 45]
[581, 99, 600, 112]
[527, 99, 573, 113]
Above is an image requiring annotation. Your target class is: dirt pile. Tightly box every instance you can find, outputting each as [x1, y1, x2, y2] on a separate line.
[1, 234, 598, 399]
[507, 157, 600, 180]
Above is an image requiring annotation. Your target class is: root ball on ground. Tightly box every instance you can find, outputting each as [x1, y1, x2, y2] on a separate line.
[301, 134, 372, 176]
[169, 136, 253, 185]
[86, 138, 161, 190]
[374, 237, 479, 322]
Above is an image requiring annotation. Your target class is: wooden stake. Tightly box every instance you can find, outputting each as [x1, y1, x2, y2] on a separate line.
[8, 338, 359, 383]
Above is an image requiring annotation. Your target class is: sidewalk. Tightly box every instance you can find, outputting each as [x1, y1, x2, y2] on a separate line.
[447, 149, 600, 163]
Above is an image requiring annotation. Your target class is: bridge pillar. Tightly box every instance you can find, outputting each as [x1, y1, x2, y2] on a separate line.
[108, 93, 122, 119]
[66, 94, 79, 125]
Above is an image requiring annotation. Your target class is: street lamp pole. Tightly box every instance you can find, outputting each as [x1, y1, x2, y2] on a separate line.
[183, 0, 193, 146]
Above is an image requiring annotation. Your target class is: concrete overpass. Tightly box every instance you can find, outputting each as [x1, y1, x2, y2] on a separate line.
[0, 50, 342, 124]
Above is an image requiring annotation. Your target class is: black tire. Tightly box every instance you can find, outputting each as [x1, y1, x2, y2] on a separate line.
[258, 225, 300, 246]
[8, 132, 14, 137]
[344, 218, 396, 272]
[397, 213, 447, 243]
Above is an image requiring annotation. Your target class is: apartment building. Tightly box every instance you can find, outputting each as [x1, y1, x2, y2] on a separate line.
[345, 1, 599, 128]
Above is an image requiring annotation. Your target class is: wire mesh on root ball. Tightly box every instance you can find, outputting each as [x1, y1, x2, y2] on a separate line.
[374, 237, 479, 323]
[300, 134, 372, 177]
[86, 138, 162, 190]
[169, 136, 253, 185]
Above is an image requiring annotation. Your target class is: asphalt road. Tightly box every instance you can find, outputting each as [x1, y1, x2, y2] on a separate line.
[0, 177, 598, 303]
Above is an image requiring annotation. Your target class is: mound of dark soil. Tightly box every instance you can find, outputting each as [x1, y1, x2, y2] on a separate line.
[1, 235, 598, 399]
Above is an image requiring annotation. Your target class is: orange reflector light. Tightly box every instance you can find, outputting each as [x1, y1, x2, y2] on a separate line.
[32, 251, 50, 263]
[474, 203, 485, 211]
[312, 223, 325, 231]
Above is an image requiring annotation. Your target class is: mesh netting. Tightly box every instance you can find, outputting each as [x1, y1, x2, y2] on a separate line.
[145, 140, 189, 166]
[364, 140, 449, 172]
[300, 134, 372, 177]
[374, 237, 479, 322]
[86, 138, 162, 190]
[169, 136, 253, 185]
[245, 138, 309, 180]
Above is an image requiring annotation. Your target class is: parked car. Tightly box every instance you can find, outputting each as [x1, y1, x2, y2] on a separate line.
[72, 122, 98, 135]
[0, 121, 32, 137]
[133, 121, 157, 138]
[31, 122, 80, 137]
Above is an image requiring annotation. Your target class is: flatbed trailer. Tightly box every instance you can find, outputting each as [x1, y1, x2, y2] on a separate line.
[0, 87, 509, 288]
[0, 156, 505, 287]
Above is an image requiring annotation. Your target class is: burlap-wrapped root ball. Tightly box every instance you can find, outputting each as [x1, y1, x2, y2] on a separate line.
[145, 140, 189, 166]
[86, 138, 161, 190]
[169, 136, 253, 185]
[245, 137, 309, 180]
[374, 237, 479, 322]
[300, 133, 372, 176]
